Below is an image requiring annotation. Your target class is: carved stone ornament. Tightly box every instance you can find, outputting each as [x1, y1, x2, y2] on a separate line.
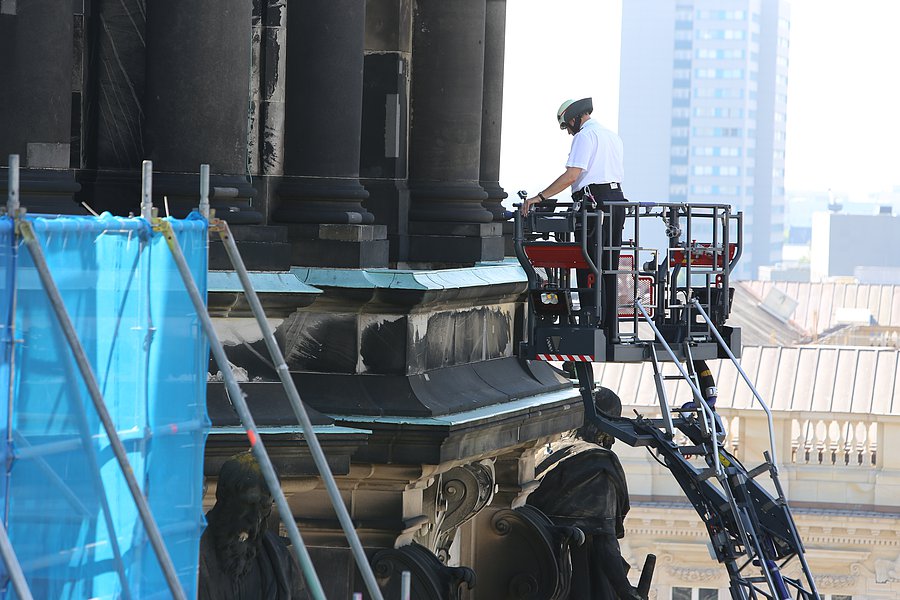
[474, 505, 583, 600]
[372, 543, 476, 600]
[657, 552, 726, 586]
[416, 460, 496, 562]
[876, 554, 900, 583]
[814, 570, 859, 590]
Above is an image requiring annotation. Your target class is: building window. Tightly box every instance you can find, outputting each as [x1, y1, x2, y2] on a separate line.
[675, 7, 693, 21]
[696, 48, 745, 59]
[673, 588, 691, 600]
[715, 185, 739, 195]
[696, 29, 744, 41]
[719, 166, 739, 176]
[692, 127, 742, 137]
[693, 88, 744, 99]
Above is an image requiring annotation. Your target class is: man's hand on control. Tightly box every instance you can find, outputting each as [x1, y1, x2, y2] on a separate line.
[520, 196, 542, 216]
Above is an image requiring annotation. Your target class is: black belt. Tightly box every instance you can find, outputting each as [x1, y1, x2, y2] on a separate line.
[572, 182, 621, 201]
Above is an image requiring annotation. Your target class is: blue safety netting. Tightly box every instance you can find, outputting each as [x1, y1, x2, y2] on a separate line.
[0, 218, 14, 508]
[0, 213, 210, 599]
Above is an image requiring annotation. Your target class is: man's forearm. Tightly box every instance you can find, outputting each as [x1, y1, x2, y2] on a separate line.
[521, 166, 582, 214]
[541, 169, 580, 199]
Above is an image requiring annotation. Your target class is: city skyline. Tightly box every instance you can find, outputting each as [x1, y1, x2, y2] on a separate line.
[617, 0, 789, 278]
[500, 0, 900, 203]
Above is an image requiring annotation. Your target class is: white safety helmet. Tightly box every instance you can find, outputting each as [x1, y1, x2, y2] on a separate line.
[556, 97, 594, 132]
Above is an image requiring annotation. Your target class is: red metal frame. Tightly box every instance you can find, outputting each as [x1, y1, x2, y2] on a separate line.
[523, 243, 590, 269]
[670, 242, 738, 268]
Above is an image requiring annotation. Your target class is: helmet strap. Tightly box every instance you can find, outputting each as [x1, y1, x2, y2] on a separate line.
[566, 114, 584, 135]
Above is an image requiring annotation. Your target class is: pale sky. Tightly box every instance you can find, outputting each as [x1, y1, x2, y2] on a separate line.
[500, 0, 900, 204]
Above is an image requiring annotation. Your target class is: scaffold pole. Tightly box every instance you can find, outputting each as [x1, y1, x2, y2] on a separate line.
[216, 219, 386, 600]
[157, 219, 328, 600]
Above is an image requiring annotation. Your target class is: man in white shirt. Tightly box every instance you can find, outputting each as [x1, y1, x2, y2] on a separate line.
[521, 98, 626, 342]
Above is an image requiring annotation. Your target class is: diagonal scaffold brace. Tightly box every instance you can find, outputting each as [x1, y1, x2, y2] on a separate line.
[196, 163, 386, 600]
[156, 217, 330, 600]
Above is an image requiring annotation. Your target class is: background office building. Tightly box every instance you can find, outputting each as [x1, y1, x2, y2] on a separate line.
[619, 0, 790, 279]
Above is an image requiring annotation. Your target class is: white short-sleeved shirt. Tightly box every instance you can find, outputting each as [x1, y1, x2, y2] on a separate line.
[565, 118, 625, 192]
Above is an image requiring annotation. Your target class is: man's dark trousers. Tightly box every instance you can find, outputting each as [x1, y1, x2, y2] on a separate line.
[575, 184, 626, 342]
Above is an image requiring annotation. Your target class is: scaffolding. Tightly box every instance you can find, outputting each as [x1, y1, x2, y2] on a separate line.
[0, 157, 390, 599]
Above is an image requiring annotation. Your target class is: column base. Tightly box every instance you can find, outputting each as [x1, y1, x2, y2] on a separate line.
[153, 171, 262, 224]
[285, 223, 389, 268]
[276, 176, 374, 224]
[407, 221, 503, 265]
[208, 224, 292, 271]
[408, 180, 492, 223]
[481, 179, 509, 221]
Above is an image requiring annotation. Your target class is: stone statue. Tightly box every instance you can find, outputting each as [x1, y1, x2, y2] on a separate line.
[528, 387, 644, 600]
[199, 452, 309, 599]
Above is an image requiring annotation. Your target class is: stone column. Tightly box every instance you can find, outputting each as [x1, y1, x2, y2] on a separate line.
[407, 0, 501, 265]
[144, 0, 261, 223]
[278, 0, 388, 268]
[480, 0, 509, 222]
[0, 0, 80, 212]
